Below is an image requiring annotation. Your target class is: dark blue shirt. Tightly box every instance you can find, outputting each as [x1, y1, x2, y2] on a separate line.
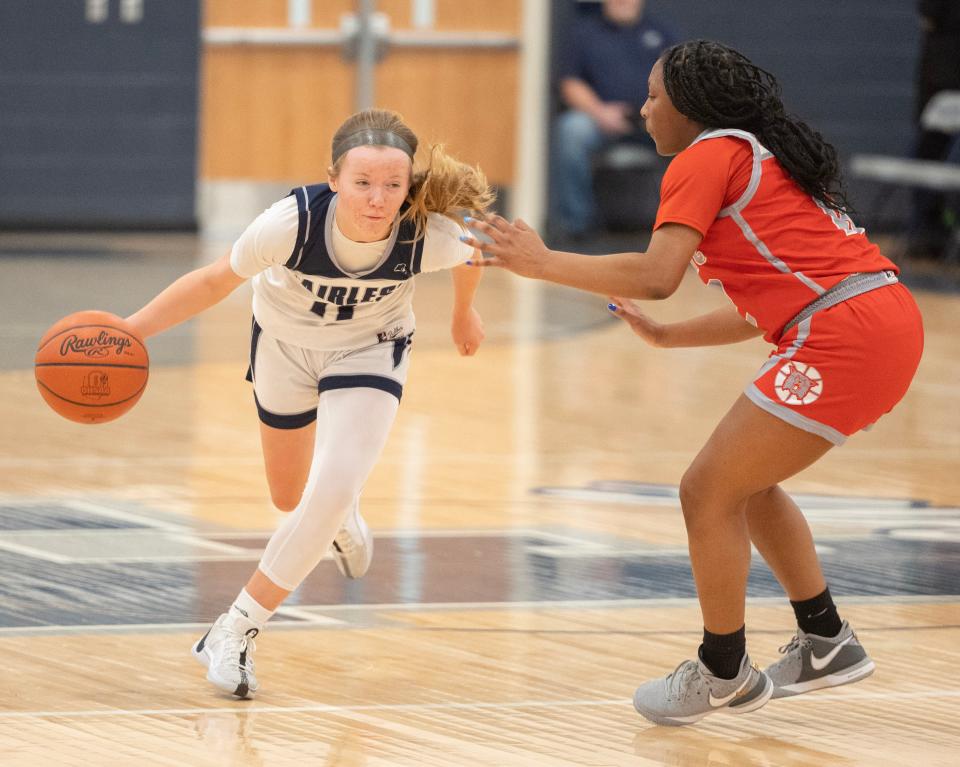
[557, 13, 677, 110]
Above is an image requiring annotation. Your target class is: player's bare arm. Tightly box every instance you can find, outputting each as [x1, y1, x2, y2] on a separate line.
[463, 217, 700, 301]
[450, 260, 484, 356]
[609, 300, 765, 348]
[126, 251, 246, 340]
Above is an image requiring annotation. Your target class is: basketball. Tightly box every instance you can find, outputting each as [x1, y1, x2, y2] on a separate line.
[34, 310, 149, 425]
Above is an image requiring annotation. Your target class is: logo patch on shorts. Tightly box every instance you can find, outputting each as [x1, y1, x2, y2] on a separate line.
[377, 324, 406, 342]
[774, 361, 822, 405]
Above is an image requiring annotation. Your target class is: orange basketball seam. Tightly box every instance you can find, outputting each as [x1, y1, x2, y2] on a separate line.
[35, 363, 149, 370]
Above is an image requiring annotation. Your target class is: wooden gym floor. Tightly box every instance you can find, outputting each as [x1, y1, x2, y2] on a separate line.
[0, 231, 958, 766]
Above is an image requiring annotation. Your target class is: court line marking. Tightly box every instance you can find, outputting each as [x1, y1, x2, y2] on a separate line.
[409, 624, 960, 636]
[2, 689, 959, 720]
[1, 518, 951, 564]
[64, 498, 193, 532]
[1, 596, 957, 636]
[213, 530, 847, 558]
[0, 538, 73, 564]
[211, 528, 604, 541]
[0, 528, 259, 564]
[273, 605, 330, 623]
[0, 526, 694, 564]
[2, 622, 957, 637]
[253, 594, 960, 612]
[0, 613, 343, 636]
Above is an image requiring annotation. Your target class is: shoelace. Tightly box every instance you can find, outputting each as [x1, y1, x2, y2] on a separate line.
[218, 627, 257, 673]
[333, 527, 357, 555]
[778, 634, 811, 654]
[665, 659, 701, 701]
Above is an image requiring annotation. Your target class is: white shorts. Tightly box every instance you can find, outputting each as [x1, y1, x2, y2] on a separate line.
[246, 320, 414, 429]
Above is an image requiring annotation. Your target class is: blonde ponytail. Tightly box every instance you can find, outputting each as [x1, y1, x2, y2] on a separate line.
[401, 144, 496, 240]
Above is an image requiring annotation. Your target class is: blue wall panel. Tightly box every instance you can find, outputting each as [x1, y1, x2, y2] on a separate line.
[646, 0, 920, 157]
[0, 1, 200, 228]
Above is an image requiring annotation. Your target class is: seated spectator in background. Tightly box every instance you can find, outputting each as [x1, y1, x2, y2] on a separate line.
[911, 0, 960, 258]
[550, 0, 676, 239]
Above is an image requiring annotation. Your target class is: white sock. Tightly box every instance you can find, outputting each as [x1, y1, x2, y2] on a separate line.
[227, 588, 275, 633]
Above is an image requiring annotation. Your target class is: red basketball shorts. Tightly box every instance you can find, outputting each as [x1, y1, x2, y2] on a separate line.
[747, 283, 924, 444]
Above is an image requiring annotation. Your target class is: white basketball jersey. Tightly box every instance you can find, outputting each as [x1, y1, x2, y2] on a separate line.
[230, 184, 472, 350]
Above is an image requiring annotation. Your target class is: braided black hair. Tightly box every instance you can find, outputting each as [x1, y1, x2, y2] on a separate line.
[661, 40, 853, 214]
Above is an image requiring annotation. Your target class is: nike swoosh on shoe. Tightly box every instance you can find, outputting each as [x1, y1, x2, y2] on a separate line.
[708, 678, 750, 707]
[810, 635, 853, 671]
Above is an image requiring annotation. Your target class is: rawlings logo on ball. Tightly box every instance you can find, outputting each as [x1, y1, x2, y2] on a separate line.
[59, 331, 132, 358]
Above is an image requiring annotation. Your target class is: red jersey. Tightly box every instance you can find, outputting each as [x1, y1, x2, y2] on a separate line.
[654, 129, 898, 342]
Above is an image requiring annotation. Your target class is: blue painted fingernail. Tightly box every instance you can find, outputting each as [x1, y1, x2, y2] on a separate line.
[464, 216, 476, 223]
[465, 259, 473, 265]
[459, 235, 470, 242]
[607, 303, 617, 311]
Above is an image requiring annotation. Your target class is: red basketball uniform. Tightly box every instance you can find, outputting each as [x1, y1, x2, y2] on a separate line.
[654, 130, 924, 443]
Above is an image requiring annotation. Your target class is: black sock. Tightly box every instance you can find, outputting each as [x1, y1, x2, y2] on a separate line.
[698, 625, 746, 680]
[791, 587, 843, 638]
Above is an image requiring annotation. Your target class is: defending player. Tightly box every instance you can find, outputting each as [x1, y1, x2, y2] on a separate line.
[462, 40, 923, 726]
[127, 108, 492, 698]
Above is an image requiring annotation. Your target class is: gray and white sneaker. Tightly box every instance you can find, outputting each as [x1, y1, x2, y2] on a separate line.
[331, 499, 373, 579]
[192, 614, 260, 699]
[633, 654, 773, 726]
[766, 620, 874, 699]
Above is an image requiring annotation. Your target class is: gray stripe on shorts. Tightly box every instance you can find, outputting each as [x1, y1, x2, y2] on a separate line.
[745, 384, 847, 445]
[755, 317, 811, 378]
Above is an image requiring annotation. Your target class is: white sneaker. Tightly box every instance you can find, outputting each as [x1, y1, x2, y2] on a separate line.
[191, 614, 260, 698]
[331, 500, 373, 579]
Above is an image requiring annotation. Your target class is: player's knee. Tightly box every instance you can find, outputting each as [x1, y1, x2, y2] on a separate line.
[678, 469, 707, 526]
[678, 467, 731, 529]
[746, 486, 778, 509]
[680, 466, 756, 530]
[313, 487, 356, 516]
[297, 478, 356, 520]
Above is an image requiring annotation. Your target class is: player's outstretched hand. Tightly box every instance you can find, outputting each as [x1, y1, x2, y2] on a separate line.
[461, 215, 550, 279]
[607, 297, 667, 347]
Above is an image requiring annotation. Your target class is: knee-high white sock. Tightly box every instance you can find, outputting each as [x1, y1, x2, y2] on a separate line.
[257, 387, 399, 591]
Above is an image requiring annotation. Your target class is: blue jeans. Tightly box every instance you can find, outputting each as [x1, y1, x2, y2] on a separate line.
[550, 110, 652, 235]
[550, 110, 606, 235]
